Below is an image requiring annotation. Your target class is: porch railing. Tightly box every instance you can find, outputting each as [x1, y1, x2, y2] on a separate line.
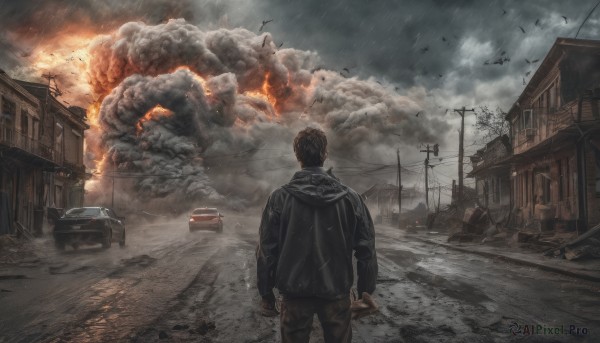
[0, 124, 59, 164]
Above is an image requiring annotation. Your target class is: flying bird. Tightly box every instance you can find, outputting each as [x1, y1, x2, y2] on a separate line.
[493, 57, 509, 65]
[259, 19, 273, 31]
[562, 16, 568, 24]
[342, 67, 350, 73]
[415, 111, 421, 117]
[525, 71, 531, 76]
[376, 81, 382, 85]
[525, 58, 531, 64]
[441, 36, 447, 42]
[262, 35, 267, 47]
[535, 19, 540, 26]
[531, 59, 539, 63]
[420, 46, 429, 53]
[277, 42, 283, 48]
[519, 26, 526, 34]
[502, 9, 507, 15]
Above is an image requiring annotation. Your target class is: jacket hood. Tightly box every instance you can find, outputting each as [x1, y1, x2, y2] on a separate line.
[282, 167, 349, 206]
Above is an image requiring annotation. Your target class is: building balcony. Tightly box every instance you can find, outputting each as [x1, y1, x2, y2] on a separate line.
[0, 124, 59, 165]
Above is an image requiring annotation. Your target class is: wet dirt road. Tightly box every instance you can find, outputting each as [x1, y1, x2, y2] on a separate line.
[1, 214, 599, 343]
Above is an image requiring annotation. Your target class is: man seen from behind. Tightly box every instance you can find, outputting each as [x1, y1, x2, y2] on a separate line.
[256, 127, 378, 343]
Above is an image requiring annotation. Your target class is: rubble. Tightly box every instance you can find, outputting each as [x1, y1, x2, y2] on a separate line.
[447, 206, 492, 243]
[547, 223, 600, 260]
[0, 235, 39, 265]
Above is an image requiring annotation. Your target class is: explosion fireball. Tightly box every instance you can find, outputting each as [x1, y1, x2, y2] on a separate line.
[25, 19, 450, 209]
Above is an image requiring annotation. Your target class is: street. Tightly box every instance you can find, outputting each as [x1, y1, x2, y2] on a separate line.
[1, 213, 599, 343]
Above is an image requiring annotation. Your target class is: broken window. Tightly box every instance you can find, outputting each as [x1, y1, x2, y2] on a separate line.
[21, 110, 29, 136]
[55, 122, 63, 159]
[1, 96, 15, 117]
[33, 118, 39, 140]
[522, 109, 534, 129]
[534, 170, 551, 204]
[557, 160, 564, 201]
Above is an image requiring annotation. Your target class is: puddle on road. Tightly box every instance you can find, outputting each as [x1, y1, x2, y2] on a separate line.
[378, 248, 423, 268]
[405, 269, 491, 307]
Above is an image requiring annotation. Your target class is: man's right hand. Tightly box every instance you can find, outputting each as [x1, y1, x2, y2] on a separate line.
[350, 292, 378, 319]
[260, 293, 279, 317]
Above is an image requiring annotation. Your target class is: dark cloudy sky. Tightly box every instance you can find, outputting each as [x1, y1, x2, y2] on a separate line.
[2, 0, 599, 109]
[1, 0, 599, 196]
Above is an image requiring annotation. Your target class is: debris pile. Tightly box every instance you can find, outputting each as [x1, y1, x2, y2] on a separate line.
[0, 235, 39, 265]
[447, 207, 496, 243]
[546, 223, 600, 260]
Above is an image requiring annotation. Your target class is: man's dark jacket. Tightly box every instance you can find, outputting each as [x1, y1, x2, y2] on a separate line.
[256, 167, 377, 300]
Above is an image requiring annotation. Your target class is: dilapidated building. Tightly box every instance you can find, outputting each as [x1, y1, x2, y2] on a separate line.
[467, 135, 512, 223]
[507, 37, 600, 232]
[0, 71, 88, 236]
[17, 80, 89, 212]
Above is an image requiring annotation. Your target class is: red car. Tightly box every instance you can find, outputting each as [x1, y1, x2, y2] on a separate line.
[189, 208, 223, 233]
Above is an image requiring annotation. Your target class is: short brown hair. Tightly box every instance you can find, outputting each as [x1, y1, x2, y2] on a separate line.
[293, 127, 328, 167]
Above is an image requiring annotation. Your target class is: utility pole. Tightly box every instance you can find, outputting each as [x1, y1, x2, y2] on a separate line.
[420, 143, 439, 211]
[453, 107, 474, 205]
[397, 148, 403, 228]
[111, 159, 115, 208]
[437, 185, 441, 213]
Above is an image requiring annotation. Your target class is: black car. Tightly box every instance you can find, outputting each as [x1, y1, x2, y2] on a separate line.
[53, 207, 126, 250]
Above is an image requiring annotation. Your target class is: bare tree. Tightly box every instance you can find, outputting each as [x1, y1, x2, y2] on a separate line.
[474, 106, 509, 143]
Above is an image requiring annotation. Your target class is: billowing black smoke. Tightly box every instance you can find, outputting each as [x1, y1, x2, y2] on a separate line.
[87, 19, 449, 209]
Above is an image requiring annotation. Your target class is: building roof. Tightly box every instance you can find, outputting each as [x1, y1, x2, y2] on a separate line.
[0, 70, 41, 108]
[508, 37, 600, 120]
[14, 80, 89, 130]
[467, 135, 511, 178]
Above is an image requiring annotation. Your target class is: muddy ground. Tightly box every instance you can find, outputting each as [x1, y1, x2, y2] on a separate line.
[1, 212, 599, 343]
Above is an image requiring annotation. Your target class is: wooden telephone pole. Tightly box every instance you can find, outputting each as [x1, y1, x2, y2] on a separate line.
[420, 144, 439, 211]
[453, 107, 474, 204]
[397, 148, 403, 228]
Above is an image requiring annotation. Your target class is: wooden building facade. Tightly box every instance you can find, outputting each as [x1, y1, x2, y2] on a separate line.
[0, 71, 88, 236]
[506, 38, 600, 231]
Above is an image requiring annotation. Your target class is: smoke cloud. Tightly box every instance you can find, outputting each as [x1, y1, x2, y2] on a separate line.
[74, 19, 451, 209]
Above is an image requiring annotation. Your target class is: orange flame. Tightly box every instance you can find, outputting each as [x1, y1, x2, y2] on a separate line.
[136, 105, 174, 134]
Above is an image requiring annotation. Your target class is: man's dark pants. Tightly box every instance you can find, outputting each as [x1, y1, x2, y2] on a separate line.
[280, 296, 351, 343]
